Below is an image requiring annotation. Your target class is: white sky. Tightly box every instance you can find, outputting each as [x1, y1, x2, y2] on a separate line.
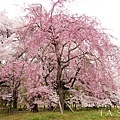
[0, 0, 120, 45]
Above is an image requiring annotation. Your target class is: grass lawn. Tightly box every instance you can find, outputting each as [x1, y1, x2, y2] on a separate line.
[0, 108, 120, 120]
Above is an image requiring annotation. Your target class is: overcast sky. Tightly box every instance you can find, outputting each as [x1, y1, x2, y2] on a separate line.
[0, 0, 120, 45]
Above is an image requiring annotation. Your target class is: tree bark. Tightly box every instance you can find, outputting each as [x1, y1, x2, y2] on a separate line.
[56, 63, 65, 113]
[13, 89, 18, 109]
[58, 87, 64, 113]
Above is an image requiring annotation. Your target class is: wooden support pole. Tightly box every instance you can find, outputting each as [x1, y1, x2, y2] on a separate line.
[59, 101, 63, 114]
[64, 100, 74, 113]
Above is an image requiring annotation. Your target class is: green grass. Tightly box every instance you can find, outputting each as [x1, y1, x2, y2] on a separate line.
[0, 108, 120, 120]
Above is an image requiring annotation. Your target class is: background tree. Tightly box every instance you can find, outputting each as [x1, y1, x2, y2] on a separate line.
[18, 0, 118, 113]
[0, 12, 26, 108]
[0, 61, 25, 109]
[0, 10, 25, 64]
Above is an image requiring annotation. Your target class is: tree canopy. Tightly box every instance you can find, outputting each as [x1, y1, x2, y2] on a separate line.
[16, 0, 118, 112]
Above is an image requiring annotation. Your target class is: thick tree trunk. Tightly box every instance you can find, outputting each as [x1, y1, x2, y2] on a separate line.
[13, 89, 18, 109]
[56, 66, 65, 113]
[54, 42, 65, 113]
[58, 87, 64, 113]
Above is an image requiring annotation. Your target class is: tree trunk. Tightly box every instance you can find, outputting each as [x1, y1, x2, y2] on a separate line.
[13, 89, 18, 109]
[58, 87, 64, 113]
[33, 103, 38, 112]
[56, 67, 65, 113]
[55, 42, 65, 113]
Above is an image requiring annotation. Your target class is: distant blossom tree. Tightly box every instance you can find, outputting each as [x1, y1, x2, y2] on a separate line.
[0, 11, 26, 109]
[18, 0, 118, 113]
[0, 61, 25, 109]
[0, 11, 24, 63]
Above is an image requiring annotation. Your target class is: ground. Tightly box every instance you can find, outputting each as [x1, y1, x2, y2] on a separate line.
[0, 108, 120, 120]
